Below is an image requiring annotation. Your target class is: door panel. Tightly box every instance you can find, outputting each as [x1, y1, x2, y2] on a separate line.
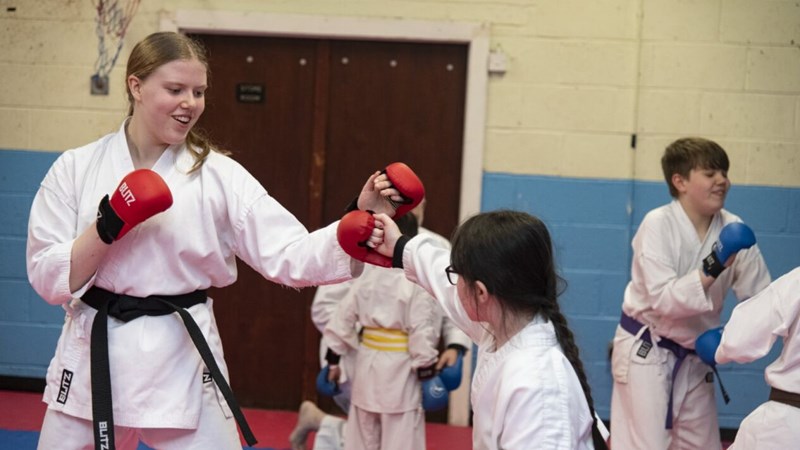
[194, 34, 319, 410]
[191, 33, 467, 413]
[323, 40, 467, 239]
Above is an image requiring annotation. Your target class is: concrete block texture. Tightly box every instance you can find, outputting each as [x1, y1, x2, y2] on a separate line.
[721, 0, 800, 45]
[0, 0, 797, 187]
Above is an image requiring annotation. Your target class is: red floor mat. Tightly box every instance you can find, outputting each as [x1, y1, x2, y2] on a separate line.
[0, 390, 472, 449]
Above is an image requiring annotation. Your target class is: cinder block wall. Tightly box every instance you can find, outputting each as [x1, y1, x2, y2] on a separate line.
[1, 0, 798, 429]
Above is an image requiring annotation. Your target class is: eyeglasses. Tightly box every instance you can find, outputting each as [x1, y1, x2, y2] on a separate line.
[445, 265, 459, 285]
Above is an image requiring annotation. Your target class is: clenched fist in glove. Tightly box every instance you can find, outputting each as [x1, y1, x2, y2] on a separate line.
[96, 169, 173, 244]
[382, 162, 425, 218]
[337, 210, 392, 267]
[439, 351, 464, 391]
[356, 162, 425, 218]
[316, 365, 341, 397]
[695, 327, 723, 367]
[702, 222, 756, 278]
[418, 365, 448, 411]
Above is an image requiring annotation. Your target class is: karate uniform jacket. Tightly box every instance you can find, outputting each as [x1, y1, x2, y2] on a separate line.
[26, 121, 359, 429]
[620, 200, 771, 349]
[312, 226, 471, 372]
[717, 266, 800, 389]
[323, 266, 441, 413]
[716, 267, 800, 449]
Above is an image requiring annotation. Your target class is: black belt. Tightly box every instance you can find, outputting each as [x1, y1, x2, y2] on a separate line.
[769, 387, 800, 409]
[619, 312, 729, 429]
[82, 286, 257, 450]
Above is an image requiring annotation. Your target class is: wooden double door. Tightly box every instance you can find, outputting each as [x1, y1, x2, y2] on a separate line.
[193, 33, 467, 412]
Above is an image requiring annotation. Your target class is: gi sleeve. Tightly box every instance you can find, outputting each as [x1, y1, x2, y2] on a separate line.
[717, 268, 800, 364]
[730, 243, 771, 302]
[407, 286, 442, 370]
[322, 288, 360, 357]
[402, 234, 482, 344]
[311, 279, 356, 334]
[27, 154, 82, 305]
[442, 316, 472, 352]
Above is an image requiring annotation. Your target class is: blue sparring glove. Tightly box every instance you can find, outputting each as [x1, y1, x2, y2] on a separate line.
[695, 327, 723, 367]
[703, 222, 756, 278]
[439, 352, 463, 391]
[418, 365, 448, 411]
[421, 376, 448, 411]
[316, 366, 341, 397]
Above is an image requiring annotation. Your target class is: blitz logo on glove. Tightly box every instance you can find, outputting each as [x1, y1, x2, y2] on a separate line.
[96, 169, 172, 244]
[118, 182, 136, 206]
[702, 222, 756, 278]
[421, 376, 449, 411]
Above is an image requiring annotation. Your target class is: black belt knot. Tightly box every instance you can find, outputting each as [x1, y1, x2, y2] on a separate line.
[82, 286, 257, 450]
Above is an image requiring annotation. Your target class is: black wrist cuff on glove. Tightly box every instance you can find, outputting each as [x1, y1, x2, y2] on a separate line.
[702, 252, 725, 278]
[96, 195, 123, 245]
[447, 344, 468, 355]
[344, 196, 359, 213]
[392, 235, 410, 269]
[417, 365, 436, 380]
[325, 348, 341, 365]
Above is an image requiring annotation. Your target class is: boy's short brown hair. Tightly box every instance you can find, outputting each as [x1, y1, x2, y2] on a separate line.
[661, 137, 730, 198]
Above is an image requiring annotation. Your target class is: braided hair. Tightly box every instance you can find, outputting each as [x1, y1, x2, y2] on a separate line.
[450, 210, 607, 449]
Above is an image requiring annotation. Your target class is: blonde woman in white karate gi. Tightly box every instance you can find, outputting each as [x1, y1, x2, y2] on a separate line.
[26, 31, 408, 450]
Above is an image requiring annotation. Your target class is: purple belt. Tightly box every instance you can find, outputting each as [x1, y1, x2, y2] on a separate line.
[619, 312, 694, 429]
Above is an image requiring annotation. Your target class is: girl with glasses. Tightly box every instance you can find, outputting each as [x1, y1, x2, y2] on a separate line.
[367, 207, 609, 450]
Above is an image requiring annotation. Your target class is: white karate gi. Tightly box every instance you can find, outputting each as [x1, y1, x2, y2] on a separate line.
[26, 121, 360, 445]
[323, 266, 442, 450]
[716, 267, 800, 450]
[311, 227, 471, 416]
[610, 200, 771, 450]
[399, 234, 596, 450]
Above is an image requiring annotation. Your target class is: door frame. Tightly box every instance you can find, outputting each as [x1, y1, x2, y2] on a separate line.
[160, 9, 487, 224]
[159, 9, 487, 426]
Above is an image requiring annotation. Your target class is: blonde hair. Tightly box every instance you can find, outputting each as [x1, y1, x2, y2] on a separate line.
[126, 31, 227, 173]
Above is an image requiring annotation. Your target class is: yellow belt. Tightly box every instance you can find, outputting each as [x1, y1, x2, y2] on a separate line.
[362, 327, 409, 352]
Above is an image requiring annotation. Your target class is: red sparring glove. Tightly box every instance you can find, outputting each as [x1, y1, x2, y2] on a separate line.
[383, 162, 425, 218]
[96, 169, 173, 244]
[337, 210, 392, 267]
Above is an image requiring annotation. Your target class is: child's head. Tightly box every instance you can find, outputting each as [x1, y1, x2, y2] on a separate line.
[661, 137, 729, 198]
[449, 210, 561, 319]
